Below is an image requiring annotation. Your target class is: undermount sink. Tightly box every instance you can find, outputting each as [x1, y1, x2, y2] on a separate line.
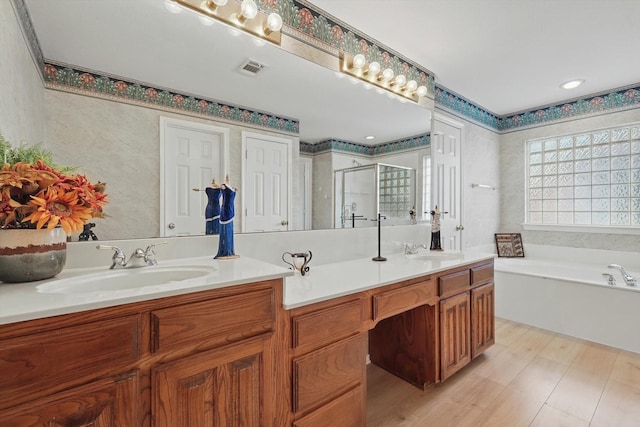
[37, 265, 215, 294]
[407, 251, 463, 261]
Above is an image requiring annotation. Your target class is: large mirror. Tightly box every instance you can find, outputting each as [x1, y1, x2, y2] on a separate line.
[24, 0, 433, 240]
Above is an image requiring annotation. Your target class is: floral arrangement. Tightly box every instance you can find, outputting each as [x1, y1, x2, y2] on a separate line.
[0, 136, 107, 234]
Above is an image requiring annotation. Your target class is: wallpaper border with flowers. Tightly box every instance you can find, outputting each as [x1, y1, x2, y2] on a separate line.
[12, 0, 640, 137]
[300, 134, 430, 156]
[43, 62, 300, 135]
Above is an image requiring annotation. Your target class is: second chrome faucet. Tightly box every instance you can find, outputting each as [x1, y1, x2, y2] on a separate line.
[607, 264, 638, 287]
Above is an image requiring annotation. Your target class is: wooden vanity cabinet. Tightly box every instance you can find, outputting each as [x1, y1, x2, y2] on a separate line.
[0, 279, 282, 427]
[370, 259, 495, 387]
[438, 268, 471, 380]
[439, 262, 495, 380]
[439, 290, 471, 380]
[470, 262, 495, 359]
[287, 294, 369, 427]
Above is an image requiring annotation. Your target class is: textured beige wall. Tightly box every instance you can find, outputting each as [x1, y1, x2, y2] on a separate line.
[500, 108, 640, 251]
[44, 90, 300, 241]
[0, 1, 44, 145]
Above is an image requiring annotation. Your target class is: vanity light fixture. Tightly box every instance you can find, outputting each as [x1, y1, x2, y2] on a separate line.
[339, 53, 428, 103]
[560, 79, 585, 89]
[168, 0, 283, 45]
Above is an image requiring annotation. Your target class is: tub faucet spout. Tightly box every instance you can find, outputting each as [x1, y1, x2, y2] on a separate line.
[608, 264, 638, 287]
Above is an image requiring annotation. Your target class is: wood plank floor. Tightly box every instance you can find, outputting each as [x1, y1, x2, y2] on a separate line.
[367, 317, 640, 427]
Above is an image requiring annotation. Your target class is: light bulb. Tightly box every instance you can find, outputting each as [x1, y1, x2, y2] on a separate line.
[238, 0, 257, 22]
[382, 68, 394, 81]
[203, 0, 227, 11]
[393, 74, 407, 87]
[352, 54, 366, 70]
[164, 0, 182, 14]
[265, 13, 283, 33]
[367, 61, 380, 75]
[416, 86, 428, 97]
[406, 80, 418, 92]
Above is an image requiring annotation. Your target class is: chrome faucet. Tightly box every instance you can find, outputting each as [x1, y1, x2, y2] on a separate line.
[404, 243, 428, 255]
[607, 264, 637, 287]
[97, 242, 167, 269]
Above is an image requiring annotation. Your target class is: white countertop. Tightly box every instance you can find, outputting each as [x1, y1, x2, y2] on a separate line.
[0, 250, 495, 325]
[0, 256, 292, 325]
[283, 250, 496, 309]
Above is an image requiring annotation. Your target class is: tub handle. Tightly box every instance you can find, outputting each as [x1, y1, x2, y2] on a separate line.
[602, 273, 616, 286]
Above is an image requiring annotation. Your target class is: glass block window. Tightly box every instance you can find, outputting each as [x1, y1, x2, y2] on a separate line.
[378, 164, 415, 219]
[526, 123, 640, 227]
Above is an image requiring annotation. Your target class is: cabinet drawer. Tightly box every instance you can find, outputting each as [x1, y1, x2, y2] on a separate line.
[439, 270, 470, 298]
[0, 316, 140, 410]
[293, 386, 364, 427]
[471, 263, 494, 286]
[151, 288, 274, 353]
[292, 299, 364, 352]
[373, 279, 436, 322]
[293, 334, 366, 414]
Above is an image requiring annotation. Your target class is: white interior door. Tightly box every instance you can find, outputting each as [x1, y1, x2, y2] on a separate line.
[431, 115, 463, 250]
[160, 117, 229, 237]
[242, 132, 292, 232]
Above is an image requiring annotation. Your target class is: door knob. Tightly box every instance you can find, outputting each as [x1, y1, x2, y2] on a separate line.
[456, 225, 464, 231]
[281, 220, 289, 226]
[168, 223, 176, 229]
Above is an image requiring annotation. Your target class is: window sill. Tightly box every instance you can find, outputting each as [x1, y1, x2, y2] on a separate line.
[522, 223, 640, 235]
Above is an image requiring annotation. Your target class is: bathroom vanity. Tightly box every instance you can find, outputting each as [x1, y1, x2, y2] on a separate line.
[0, 252, 494, 426]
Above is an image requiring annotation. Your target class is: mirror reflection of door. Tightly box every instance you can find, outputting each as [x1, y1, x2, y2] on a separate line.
[242, 132, 292, 233]
[160, 118, 229, 237]
[431, 115, 464, 250]
[298, 157, 313, 230]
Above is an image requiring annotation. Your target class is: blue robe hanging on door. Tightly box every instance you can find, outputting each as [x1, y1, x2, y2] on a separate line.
[215, 185, 236, 258]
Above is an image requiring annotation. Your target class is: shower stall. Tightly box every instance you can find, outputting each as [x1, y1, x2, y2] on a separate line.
[334, 163, 416, 228]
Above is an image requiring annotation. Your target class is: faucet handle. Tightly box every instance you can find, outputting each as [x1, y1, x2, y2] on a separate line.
[144, 241, 167, 252]
[97, 245, 126, 269]
[143, 241, 167, 265]
[602, 273, 616, 286]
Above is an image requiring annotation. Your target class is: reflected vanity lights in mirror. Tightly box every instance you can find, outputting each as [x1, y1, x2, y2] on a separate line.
[23, 0, 434, 240]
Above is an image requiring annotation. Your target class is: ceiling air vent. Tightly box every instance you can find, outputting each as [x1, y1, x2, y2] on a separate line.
[238, 59, 267, 77]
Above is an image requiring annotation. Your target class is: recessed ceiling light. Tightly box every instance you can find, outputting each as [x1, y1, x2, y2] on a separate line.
[365, 136, 375, 140]
[560, 79, 585, 89]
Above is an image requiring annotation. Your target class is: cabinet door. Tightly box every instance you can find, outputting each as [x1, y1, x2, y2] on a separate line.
[153, 335, 269, 427]
[0, 371, 139, 427]
[440, 291, 471, 381]
[472, 282, 495, 358]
